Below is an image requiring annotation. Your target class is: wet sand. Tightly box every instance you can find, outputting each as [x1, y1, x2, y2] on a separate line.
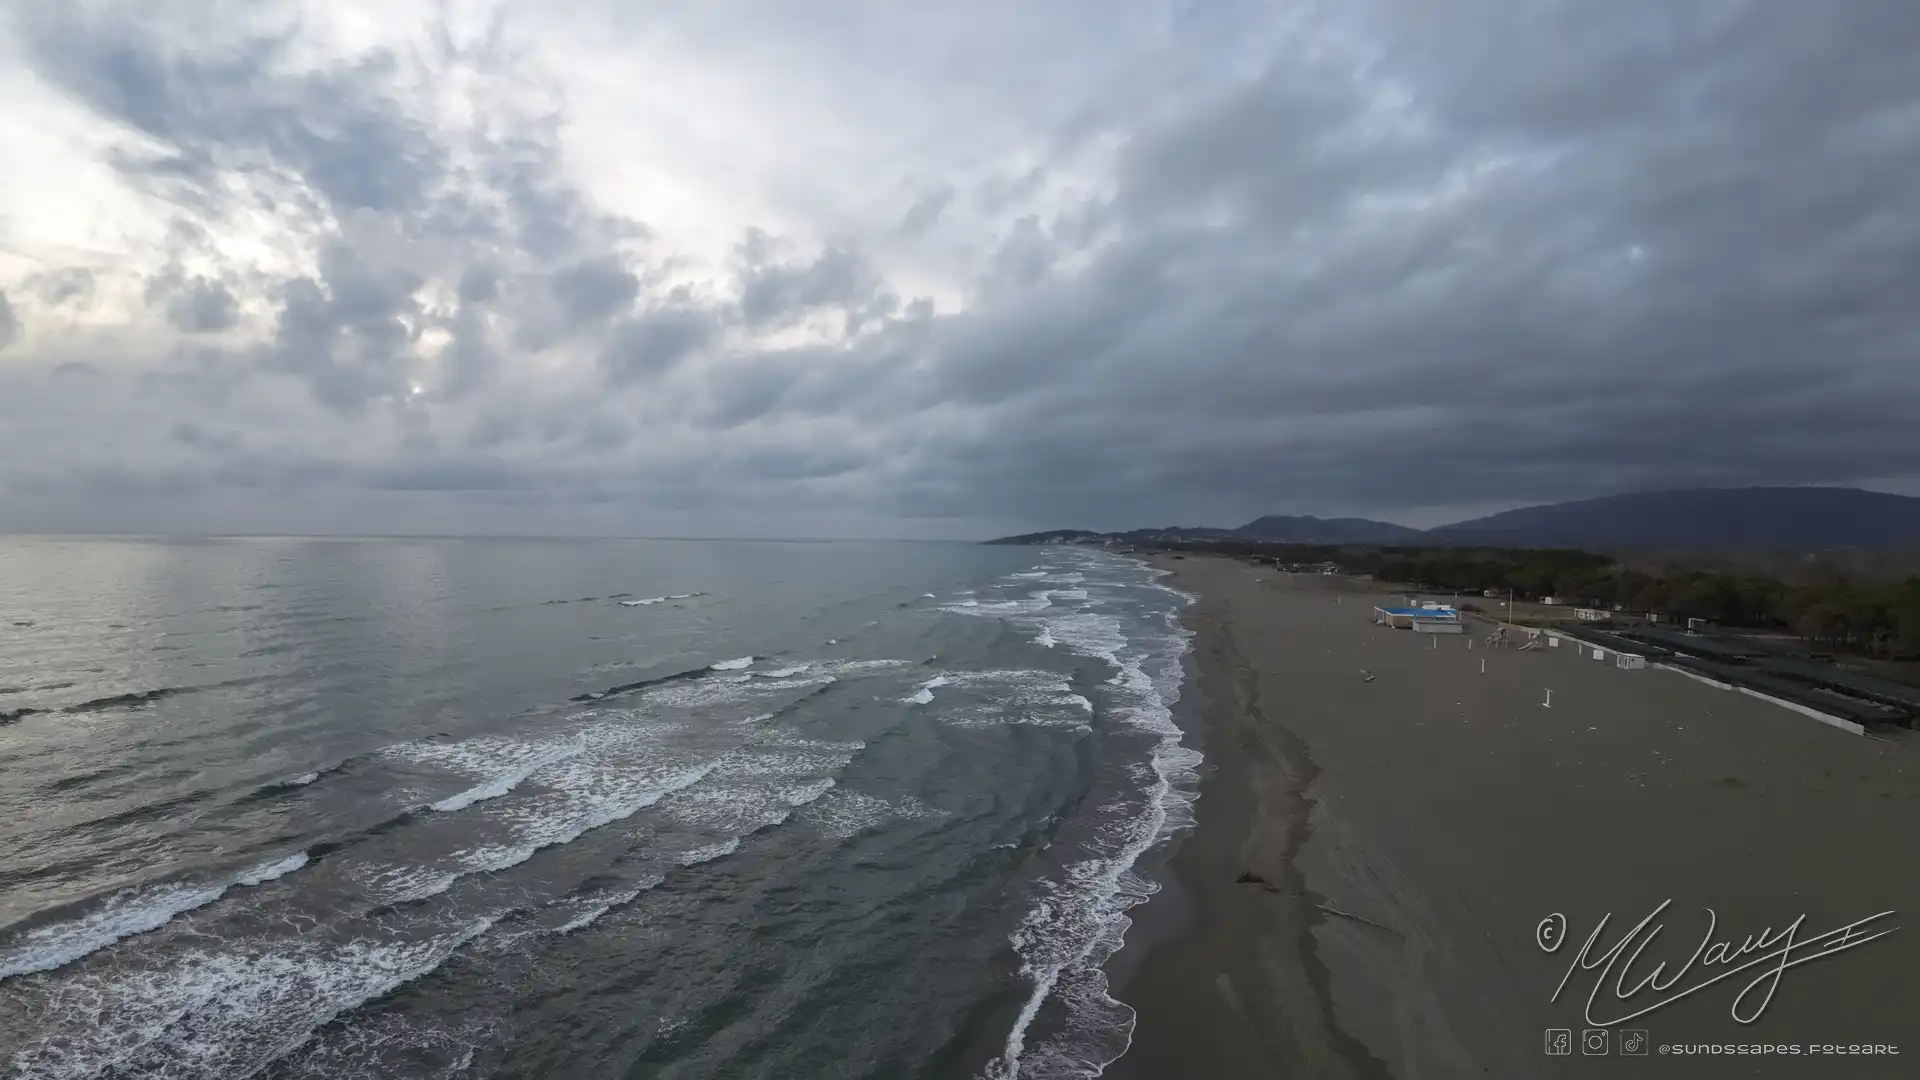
[1112, 555, 1919, 1079]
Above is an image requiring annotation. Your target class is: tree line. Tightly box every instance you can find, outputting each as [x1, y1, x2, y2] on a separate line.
[1154, 539, 1920, 659]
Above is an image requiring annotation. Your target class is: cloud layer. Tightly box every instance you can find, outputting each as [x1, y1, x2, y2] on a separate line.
[2, 0, 1917, 536]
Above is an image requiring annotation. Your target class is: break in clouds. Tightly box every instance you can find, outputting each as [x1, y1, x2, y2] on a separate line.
[1, 0, 1917, 537]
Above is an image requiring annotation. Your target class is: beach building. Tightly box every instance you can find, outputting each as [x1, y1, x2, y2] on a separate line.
[1372, 604, 1465, 634]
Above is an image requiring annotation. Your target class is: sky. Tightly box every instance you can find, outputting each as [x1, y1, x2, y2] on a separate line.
[1, 0, 1917, 538]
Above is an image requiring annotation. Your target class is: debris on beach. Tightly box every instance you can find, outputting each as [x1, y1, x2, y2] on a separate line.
[1360, 667, 1375, 682]
[1318, 903, 1399, 935]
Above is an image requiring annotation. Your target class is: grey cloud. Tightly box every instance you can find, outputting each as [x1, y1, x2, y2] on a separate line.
[0, 291, 18, 351]
[738, 242, 885, 329]
[550, 256, 640, 323]
[869, 1, 1920, 526]
[457, 265, 501, 305]
[261, 233, 424, 414]
[23, 16, 445, 216]
[974, 165, 1049, 216]
[601, 308, 719, 384]
[899, 184, 955, 236]
[30, 268, 97, 309]
[8, 0, 1920, 538]
[148, 274, 240, 333]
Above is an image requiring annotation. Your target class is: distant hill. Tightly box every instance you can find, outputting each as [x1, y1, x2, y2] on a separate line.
[1236, 514, 1426, 544]
[1426, 487, 1920, 551]
[987, 487, 1920, 552]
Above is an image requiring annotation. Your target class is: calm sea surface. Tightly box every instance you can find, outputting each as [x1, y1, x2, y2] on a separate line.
[0, 537, 1196, 1080]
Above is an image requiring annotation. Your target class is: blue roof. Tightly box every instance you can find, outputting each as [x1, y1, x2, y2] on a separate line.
[1380, 606, 1459, 617]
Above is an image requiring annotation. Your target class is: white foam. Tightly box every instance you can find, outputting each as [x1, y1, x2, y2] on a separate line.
[756, 665, 809, 678]
[959, 550, 1202, 1080]
[0, 852, 315, 981]
[363, 758, 723, 905]
[803, 791, 950, 841]
[285, 772, 320, 787]
[677, 838, 740, 867]
[923, 593, 936, 598]
[1034, 627, 1056, 648]
[901, 673, 949, 705]
[552, 878, 661, 936]
[922, 670, 1092, 730]
[5, 918, 496, 1078]
[710, 656, 753, 671]
[234, 853, 309, 888]
[619, 597, 667, 606]
[427, 737, 584, 813]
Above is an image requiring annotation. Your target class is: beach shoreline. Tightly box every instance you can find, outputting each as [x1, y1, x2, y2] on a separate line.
[1108, 554, 1918, 1079]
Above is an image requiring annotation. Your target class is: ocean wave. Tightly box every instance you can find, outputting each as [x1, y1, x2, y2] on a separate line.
[618, 592, 707, 607]
[710, 656, 753, 671]
[358, 759, 721, 906]
[234, 852, 310, 887]
[676, 838, 740, 867]
[551, 877, 662, 936]
[4, 918, 496, 1079]
[243, 758, 354, 800]
[802, 791, 950, 841]
[0, 852, 315, 982]
[60, 685, 196, 713]
[917, 670, 1092, 730]
[426, 737, 586, 813]
[569, 665, 711, 702]
[957, 550, 1201, 1080]
[901, 673, 947, 705]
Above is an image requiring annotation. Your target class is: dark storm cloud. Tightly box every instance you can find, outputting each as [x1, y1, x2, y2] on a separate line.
[21, 14, 446, 216]
[881, 0, 1920, 526]
[8, 0, 1920, 537]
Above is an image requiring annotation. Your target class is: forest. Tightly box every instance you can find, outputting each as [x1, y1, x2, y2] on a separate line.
[1154, 540, 1920, 659]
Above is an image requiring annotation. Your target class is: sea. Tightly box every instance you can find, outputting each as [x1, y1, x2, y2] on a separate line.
[0, 537, 1199, 1080]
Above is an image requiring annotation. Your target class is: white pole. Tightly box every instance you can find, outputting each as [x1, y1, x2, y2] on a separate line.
[1481, 658, 1486, 674]
[1543, 688, 1553, 708]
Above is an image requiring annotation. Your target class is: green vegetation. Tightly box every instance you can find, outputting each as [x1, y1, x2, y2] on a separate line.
[1154, 539, 1920, 659]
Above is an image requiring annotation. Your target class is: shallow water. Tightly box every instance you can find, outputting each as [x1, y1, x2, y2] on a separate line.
[0, 537, 1195, 1079]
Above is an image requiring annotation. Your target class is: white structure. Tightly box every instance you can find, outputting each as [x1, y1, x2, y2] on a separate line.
[1373, 605, 1465, 634]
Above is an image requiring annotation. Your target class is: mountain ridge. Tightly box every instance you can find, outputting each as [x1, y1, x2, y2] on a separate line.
[985, 486, 1920, 551]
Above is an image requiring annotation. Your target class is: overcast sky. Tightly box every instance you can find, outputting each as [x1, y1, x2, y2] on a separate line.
[2, 1, 1917, 538]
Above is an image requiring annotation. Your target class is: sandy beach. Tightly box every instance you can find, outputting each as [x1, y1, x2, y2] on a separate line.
[1112, 555, 1919, 1079]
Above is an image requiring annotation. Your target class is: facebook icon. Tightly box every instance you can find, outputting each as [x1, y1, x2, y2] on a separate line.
[1544, 1029, 1572, 1056]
